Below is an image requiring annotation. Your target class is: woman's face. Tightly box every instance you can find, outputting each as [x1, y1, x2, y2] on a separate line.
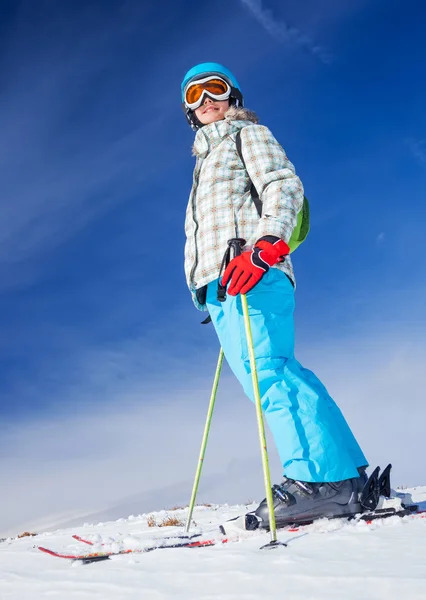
[194, 97, 230, 126]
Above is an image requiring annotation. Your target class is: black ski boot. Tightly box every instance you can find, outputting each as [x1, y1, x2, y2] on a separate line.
[357, 466, 369, 491]
[247, 475, 363, 530]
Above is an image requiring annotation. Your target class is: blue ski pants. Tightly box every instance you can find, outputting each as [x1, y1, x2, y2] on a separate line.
[206, 269, 367, 483]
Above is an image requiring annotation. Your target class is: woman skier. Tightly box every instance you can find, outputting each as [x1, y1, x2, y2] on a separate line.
[181, 62, 368, 528]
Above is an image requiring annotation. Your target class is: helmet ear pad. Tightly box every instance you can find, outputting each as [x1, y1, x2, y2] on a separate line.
[229, 86, 243, 108]
[182, 105, 203, 131]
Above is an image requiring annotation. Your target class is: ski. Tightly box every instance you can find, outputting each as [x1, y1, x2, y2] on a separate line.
[38, 460, 424, 565]
[286, 505, 424, 532]
[38, 536, 228, 564]
[72, 532, 202, 547]
[224, 503, 423, 535]
[38, 546, 128, 563]
[38, 506, 424, 564]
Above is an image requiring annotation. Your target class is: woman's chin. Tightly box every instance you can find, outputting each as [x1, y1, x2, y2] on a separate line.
[200, 113, 223, 125]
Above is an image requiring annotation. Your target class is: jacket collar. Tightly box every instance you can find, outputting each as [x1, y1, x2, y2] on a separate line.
[192, 107, 259, 158]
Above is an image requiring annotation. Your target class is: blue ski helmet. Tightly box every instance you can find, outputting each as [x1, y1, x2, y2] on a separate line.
[181, 62, 243, 130]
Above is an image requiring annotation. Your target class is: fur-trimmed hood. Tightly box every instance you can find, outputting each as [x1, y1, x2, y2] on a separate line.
[223, 105, 259, 124]
[192, 106, 260, 157]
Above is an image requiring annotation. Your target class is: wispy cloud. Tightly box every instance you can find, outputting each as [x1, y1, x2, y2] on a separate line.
[376, 232, 385, 245]
[406, 137, 426, 165]
[240, 0, 331, 64]
[0, 371, 271, 536]
[1, 320, 425, 536]
[0, 4, 179, 293]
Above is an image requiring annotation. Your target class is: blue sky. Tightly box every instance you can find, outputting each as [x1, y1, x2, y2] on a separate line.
[1, 0, 425, 533]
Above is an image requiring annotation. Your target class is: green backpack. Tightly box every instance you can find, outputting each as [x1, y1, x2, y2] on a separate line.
[235, 130, 310, 252]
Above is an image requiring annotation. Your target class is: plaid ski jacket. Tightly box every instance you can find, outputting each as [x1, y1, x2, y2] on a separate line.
[184, 106, 304, 310]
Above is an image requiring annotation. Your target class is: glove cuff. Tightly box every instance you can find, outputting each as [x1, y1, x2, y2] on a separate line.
[256, 236, 290, 261]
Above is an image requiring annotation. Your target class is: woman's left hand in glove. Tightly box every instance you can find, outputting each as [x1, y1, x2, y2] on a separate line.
[221, 235, 290, 296]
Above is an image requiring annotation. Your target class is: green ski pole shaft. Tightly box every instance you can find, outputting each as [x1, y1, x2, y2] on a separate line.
[185, 347, 224, 534]
[241, 293, 277, 542]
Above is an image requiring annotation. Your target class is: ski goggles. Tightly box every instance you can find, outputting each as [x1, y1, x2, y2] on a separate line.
[184, 75, 231, 110]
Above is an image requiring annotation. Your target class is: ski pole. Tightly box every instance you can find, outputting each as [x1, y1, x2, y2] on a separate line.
[185, 347, 224, 533]
[241, 293, 278, 544]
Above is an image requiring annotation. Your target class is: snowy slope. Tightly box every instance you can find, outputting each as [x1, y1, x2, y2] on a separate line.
[1, 487, 426, 600]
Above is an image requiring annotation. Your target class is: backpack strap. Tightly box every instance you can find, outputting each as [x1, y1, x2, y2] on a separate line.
[235, 130, 262, 217]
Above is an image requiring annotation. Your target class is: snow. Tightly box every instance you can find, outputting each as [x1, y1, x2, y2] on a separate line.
[1, 488, 426, 600]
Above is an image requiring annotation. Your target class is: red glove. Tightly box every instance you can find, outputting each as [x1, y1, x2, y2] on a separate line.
[221, 236, 290, 296]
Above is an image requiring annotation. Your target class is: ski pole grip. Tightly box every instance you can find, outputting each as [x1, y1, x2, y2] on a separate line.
[217, 239, 246, 302]
[227, 238, 246, 257]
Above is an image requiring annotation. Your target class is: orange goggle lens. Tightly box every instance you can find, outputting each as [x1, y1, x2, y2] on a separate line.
[185, 78, 230, 108]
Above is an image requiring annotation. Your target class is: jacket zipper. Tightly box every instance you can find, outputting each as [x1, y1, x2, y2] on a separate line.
[189, 157, 202, 286]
